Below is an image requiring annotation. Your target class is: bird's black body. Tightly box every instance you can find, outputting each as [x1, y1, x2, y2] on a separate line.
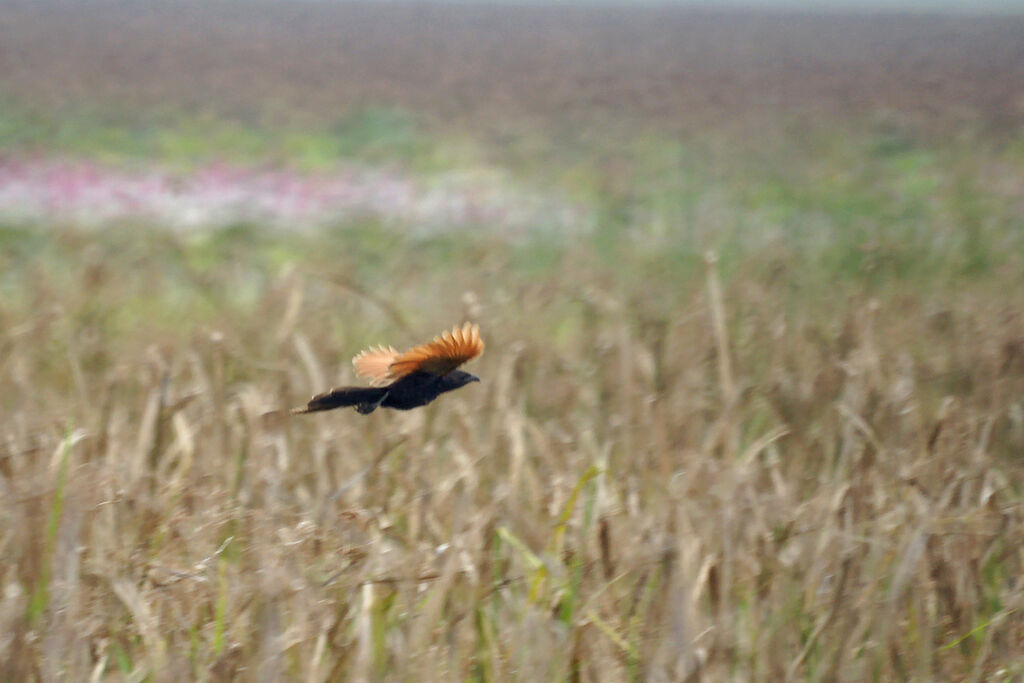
[300, 370, 479, 415]
[292, 323, 484, 417]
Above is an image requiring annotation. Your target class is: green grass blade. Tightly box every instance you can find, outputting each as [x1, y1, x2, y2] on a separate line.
[551, 465, 601, 554]
[26, 424, 74, 625]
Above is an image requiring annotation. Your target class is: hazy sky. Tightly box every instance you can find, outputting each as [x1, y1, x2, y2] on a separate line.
[440, 0, 1024, 11]
[686, 0, 1023, 8]
[587, 0, 1023, 9]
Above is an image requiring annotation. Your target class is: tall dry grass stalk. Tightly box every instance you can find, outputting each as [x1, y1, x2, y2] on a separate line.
[1, 235, 1023, 681]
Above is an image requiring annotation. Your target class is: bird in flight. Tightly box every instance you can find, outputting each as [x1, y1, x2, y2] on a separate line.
[292, 323, 484, 415]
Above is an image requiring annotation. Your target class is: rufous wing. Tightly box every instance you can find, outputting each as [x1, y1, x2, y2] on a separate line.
[352, 345, 400, 386]
[386, 323, 484, 380]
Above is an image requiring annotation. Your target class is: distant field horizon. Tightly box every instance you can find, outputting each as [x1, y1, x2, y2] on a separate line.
[3, 0, 1022, 144]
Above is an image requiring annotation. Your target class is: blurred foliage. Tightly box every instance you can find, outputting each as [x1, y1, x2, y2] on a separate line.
[1, 102, 1022, 290]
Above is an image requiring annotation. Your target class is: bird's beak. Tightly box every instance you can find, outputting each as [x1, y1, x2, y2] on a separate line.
[468, 374, 480, 383]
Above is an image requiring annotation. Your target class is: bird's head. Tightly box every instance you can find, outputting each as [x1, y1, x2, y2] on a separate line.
[440, 369, 480, 392]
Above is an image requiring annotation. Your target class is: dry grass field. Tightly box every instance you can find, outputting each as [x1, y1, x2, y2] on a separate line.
[2, 2, 1024, 681]
[3, 225, 1023, 681]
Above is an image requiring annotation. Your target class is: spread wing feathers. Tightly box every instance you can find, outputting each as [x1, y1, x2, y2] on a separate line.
[355, 322, 483, 383]
[352, 345, 400, 386]
[388, 322, 484, 378]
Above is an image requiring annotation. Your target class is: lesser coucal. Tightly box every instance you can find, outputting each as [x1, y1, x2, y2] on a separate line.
[291, 322, 484, 415]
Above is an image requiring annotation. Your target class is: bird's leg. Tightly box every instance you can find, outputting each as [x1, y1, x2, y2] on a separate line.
[356, 390, 389, 414]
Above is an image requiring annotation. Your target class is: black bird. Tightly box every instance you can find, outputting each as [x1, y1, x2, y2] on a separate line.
[292, 323, 484, 415]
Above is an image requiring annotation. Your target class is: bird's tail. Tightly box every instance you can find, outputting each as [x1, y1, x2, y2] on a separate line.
[291, 386, 388, 414]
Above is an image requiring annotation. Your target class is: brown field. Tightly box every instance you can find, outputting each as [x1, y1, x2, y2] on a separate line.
[2, 0, 1024, 136]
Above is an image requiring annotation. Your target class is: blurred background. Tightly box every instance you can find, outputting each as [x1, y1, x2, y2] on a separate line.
[2, 1, 1024, 680]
